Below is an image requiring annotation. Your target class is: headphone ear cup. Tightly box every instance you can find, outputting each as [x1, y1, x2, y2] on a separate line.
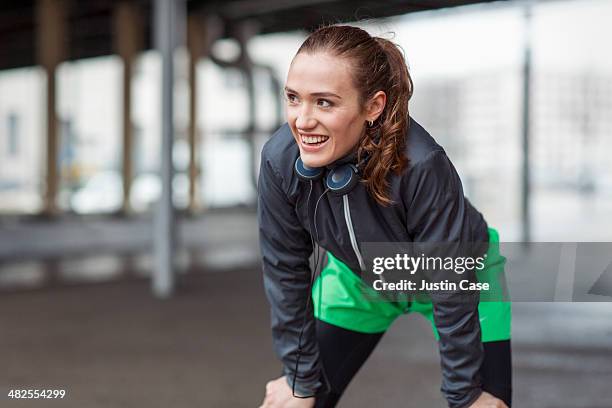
[294, 157, 324, 181]
[326, 164, 359, 196]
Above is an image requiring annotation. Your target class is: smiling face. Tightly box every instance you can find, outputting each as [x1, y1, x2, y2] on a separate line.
[284, 52, 370, 168]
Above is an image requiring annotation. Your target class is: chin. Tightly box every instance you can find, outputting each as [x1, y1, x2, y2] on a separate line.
[299, 151, 332, 169]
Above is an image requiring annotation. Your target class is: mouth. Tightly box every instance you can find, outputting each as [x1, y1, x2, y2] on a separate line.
[299, 134, 330, 148]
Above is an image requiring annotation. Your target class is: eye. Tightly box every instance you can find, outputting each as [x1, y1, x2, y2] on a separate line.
[284, 93, 298, 103]
[318, 99, 333, 108]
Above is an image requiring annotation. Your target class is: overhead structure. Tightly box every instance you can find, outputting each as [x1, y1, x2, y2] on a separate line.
[1, 0, 496, 71]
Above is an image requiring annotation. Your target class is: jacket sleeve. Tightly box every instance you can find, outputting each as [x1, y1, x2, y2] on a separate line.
[257, 149, 324, 396]
[404, 149, 484, 408]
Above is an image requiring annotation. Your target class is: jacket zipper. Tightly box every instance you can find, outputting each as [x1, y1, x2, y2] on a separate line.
[342, 195, 366, 272]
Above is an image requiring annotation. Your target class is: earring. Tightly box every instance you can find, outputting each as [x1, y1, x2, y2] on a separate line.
[367, 120, 373, 127]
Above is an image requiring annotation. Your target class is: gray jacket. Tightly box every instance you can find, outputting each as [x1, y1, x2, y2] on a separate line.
[257, 117, 489, 408]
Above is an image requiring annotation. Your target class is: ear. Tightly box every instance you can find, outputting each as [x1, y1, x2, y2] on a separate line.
[365, 91, 386, 122]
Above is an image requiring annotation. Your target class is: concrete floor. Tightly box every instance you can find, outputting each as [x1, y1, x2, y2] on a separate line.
[1, 263, 612, 408]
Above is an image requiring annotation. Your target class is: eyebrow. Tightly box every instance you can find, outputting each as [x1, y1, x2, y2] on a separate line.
[284, 86, 342, 99]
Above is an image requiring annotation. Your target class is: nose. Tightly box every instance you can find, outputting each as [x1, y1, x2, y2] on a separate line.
[295, 105, 317, 130]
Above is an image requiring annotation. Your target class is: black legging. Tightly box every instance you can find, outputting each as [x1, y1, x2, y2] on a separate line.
[313, 319, 512, 407]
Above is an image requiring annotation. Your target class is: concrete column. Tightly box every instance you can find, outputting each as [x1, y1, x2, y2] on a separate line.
[114, 1, 143, 214]
[37, 0, 67, 215]
[187, 13, 205, 213]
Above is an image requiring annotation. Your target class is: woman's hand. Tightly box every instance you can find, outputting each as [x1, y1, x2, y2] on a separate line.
[468, 391, 508, 408]
[258, 376, 315, 408]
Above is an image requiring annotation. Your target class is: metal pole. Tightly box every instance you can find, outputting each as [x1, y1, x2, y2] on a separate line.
[520, 0, 533, 243]
[235, 21, 259, 188]
[153, 0, 184, 298]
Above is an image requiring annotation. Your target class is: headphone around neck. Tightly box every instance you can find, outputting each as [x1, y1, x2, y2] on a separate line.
[294, 156, 362, 196]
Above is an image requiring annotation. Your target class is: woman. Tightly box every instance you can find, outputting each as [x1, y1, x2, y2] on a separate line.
[257, 25, 511, 408]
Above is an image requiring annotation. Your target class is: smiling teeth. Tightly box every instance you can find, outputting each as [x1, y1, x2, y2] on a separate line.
[301, 135, 329, 144]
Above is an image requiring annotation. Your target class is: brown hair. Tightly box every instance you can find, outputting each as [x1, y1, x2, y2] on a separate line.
[296, 24, 414, 206]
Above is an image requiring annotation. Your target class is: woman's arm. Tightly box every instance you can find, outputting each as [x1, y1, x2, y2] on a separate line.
[257, 142, 324, 397]
[403, 149, 486, 408]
